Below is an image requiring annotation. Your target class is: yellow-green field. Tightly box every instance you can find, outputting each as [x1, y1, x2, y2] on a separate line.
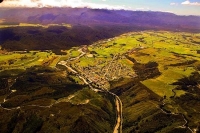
[87, 31, 200, 98]
[0, 51, 63, 71]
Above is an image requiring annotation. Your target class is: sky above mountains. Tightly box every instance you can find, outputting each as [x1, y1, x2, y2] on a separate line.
[0, 0, 200, 15]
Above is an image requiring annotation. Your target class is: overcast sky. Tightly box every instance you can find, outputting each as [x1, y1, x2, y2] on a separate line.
[0, 0, 200, 15]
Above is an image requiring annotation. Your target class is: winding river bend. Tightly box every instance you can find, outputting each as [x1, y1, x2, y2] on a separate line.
[58, 59, 123, 133]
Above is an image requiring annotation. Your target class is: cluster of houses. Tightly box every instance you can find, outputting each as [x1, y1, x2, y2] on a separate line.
[73, 54, 136, 90]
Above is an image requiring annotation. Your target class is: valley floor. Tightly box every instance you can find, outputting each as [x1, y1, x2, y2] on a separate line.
[0, 31, 200, 133]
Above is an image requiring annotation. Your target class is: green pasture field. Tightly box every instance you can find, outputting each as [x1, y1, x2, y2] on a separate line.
[0, 51, 60, 72]
[87, 31, 200, 98]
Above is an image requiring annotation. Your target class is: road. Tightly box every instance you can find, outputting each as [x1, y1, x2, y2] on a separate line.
[110, 92, 123, 133]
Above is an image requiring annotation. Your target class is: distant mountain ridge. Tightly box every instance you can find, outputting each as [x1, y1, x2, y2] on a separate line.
[0, 8, 200, 51]
[0, 8, 200, 32]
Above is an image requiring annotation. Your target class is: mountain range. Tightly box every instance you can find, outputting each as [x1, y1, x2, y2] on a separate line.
[1, 8, 200, 31]
[0, 8, 200, 51]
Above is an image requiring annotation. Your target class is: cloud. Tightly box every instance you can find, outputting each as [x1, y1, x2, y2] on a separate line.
[0, 0, 126, 9]
[181, 0, 200, 6]
[162, 10, 173, 13]
[170, 3, 178, 6]
[135, 7, 150, 11]
[1, 0, 83, 8]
